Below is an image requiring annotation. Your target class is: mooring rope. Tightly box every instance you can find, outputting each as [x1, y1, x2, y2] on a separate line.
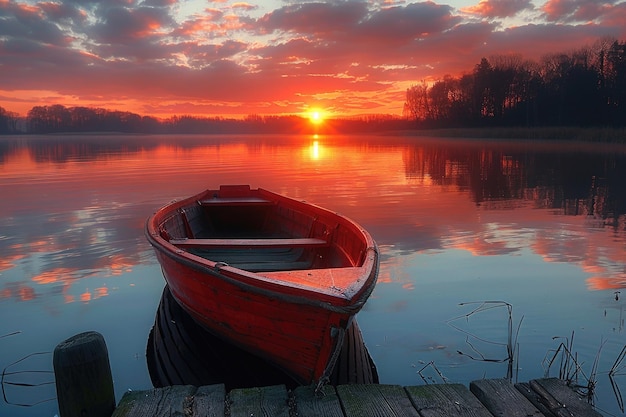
[315, 326, 346, 395]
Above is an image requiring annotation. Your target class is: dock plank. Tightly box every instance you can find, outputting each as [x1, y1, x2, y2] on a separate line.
[337, 384, 420, 417]
[111, 385, 199, 417]
[470, 379, 543, 417]
[405, 384, 493, 417]
[529, 378, 603, 417]
[228, 384, 290, 417]
[191, 384, 226, 417]
[110, 379, 605, 417]
[294, 385, 345, 417]
[516, 382, 566, 417]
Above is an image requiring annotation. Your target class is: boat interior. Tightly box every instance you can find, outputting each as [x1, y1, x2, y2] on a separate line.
[158, 193, 366, 273]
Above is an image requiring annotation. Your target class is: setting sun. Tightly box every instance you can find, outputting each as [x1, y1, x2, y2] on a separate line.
[307, 109, 326, 125]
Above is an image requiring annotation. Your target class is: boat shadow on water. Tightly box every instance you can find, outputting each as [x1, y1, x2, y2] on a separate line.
[147, 285, 379, 391]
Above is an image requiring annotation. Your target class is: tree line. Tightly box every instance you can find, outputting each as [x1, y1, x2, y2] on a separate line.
[0, 104, 410, 135]
[403, 38, 626, 128]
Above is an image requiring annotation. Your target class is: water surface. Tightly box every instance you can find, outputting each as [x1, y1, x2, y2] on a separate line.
[1, 134, 624, 416]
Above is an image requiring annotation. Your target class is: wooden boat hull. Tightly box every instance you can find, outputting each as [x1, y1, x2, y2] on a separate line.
[145, 185, 378, 386]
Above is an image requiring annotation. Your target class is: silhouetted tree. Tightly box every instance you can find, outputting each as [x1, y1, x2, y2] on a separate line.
[473, 58, 495, 120]
[0, 106, 20, 134]
[604, 40, 626, 125]
[403, 82, 429, 122]
[404, 38, 626, 129]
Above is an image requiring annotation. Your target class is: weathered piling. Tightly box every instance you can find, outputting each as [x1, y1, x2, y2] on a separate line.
[53, 331, 116, 417]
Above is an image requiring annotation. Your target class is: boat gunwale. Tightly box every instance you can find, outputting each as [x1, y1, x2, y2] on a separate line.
[145, 187, 379, 313]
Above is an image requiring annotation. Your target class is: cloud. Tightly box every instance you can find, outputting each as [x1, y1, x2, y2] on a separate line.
[357, 2, 461, 43]
[600, 2, 626, 34]
[38, 1, 88, 25]
[462, 0, 534, 19]
[542, 0, 624, 23]
[0, 0, 625, 117]
[89, 5, 174, 45]
[257, 1, 459, 44]
[259, 1, 367, 31]
[0, 0, 72, 46]
[231, 2, 257, 12]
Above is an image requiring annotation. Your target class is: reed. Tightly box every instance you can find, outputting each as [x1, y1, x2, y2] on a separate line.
[447, 301, 523, 381]
[416, 361, 448, 385]
[1, 352, 55, 408]
[442, 300, 626, 413]
[609, 345, 626, 413]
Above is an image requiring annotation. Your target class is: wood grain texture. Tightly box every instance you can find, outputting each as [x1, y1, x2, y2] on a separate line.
[228, 385, 290, 417]
[337, 384, 420, 417]
[406, 384, 493, 417]
[529, 378, 603, 417]
[293, 385, 345, 417]
[112, 385, 199, 417]
[470, 379, 542, 417]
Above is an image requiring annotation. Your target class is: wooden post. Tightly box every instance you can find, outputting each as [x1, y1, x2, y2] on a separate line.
[53, 331, 116, 417]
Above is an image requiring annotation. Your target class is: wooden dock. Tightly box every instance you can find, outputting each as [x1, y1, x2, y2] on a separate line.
[111, 377, 602, 417]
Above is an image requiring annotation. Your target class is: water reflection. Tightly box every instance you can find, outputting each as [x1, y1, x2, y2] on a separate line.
[1, 134, 625, 415]
[0, 135, 624, 306]
[147, 286, 378, 389]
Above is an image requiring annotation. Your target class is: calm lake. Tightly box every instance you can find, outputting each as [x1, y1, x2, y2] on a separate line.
[1, 133, 625, 416]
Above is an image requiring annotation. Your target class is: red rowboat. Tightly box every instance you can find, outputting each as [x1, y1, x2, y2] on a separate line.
[145, 185, 378, 387]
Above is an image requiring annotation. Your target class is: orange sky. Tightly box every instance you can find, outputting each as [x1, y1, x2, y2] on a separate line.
[1, 0, 625, 119]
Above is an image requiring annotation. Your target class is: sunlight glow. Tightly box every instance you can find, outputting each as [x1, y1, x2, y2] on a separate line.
[307, 108, 326, 125]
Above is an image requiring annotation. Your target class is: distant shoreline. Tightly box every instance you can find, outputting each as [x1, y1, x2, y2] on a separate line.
[397, 126, 626, 143]
[3, 126, 626, 144]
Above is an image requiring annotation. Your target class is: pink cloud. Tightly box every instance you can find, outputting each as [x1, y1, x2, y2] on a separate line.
[542, 0, 623, 23]
[231, 2, 257, 12]
[462, 0, 534, 19]
[600, 2, 626, 31]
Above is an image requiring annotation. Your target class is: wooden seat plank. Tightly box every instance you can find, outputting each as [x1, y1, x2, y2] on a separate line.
[227, 261, 312, 272]
[170, 238, 328, 248]
[199, 197, 274, 206]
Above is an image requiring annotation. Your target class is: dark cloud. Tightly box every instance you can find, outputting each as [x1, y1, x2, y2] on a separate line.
[142, 0, 178, 6]
[358, 2, 460, 42]
[0, 1, 71, 46]
[38, 1, 87, 24]
[256, 1, 368, 36]
[89, 5, 174, 44]
[256, 1, 459, 43]
[250, 1, 462, 73]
